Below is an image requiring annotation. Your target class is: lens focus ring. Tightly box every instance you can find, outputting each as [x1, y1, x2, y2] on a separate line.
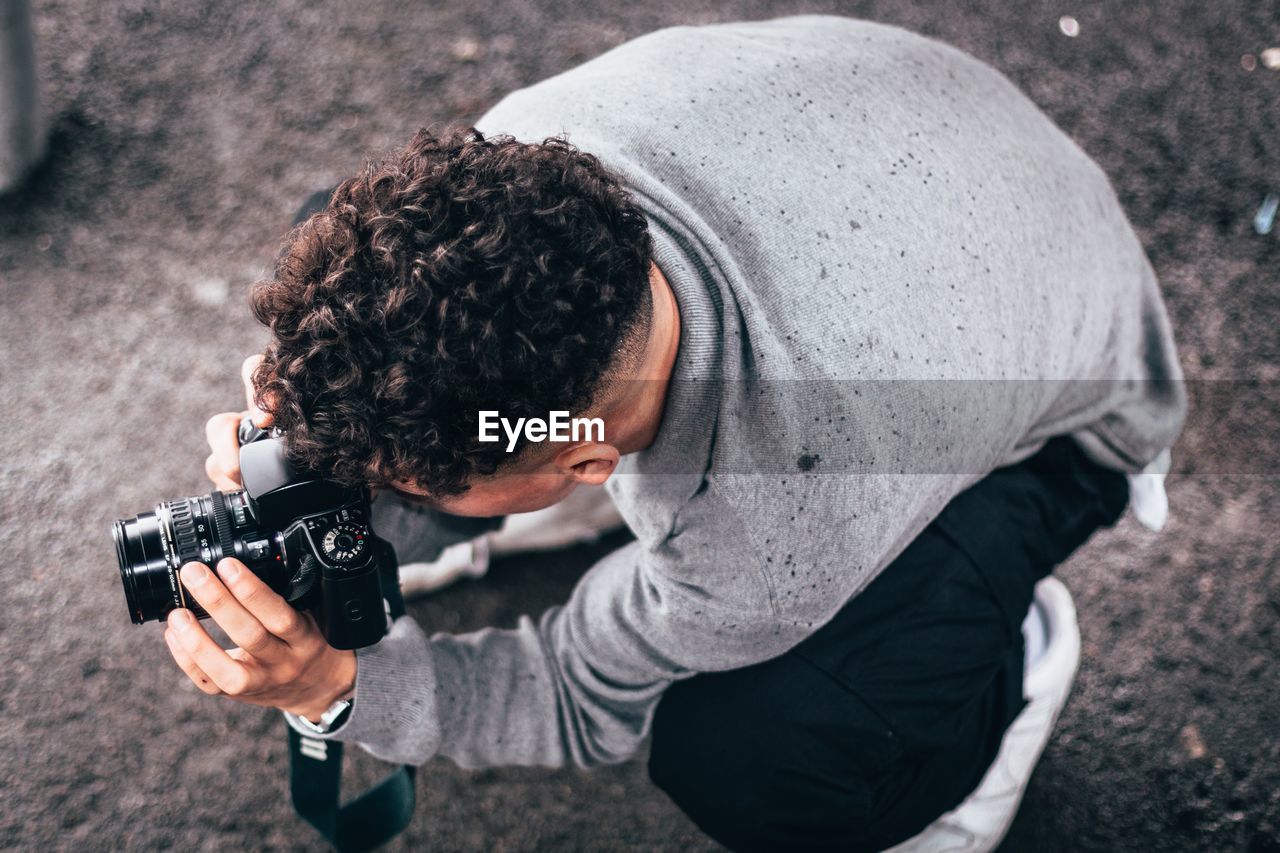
[210, 493, 237, 561]
[168, 499, 203, 566]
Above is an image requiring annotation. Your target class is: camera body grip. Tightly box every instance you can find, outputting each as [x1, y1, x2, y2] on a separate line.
[315, 558, 389, 650]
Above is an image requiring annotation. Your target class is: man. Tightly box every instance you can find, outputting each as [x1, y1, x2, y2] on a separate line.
[166, 16, 1185, 851]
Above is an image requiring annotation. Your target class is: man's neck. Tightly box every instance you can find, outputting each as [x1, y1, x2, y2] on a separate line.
[603, 261, 682, 456]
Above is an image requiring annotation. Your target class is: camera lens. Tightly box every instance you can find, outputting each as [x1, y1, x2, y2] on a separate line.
[114, 513, 174, 624]
[113, 491, 279, 624]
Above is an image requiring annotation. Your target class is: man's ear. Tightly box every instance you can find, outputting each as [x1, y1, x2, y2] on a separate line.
[553, 442, 620, 486]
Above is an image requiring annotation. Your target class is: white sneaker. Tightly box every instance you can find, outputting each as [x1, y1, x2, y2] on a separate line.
[883, 576, 1082, 853]
[398, 484, 625, 597]
[398, 536, 493, 597]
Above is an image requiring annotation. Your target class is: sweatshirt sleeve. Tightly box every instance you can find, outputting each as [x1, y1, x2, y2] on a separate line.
[301, 526, 811, 769]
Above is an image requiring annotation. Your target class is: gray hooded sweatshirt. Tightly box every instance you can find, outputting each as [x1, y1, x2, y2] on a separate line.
[288, 15, 1185, 768]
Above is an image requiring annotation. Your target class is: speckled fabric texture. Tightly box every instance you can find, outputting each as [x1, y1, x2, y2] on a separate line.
[294, 15, 1185, 769]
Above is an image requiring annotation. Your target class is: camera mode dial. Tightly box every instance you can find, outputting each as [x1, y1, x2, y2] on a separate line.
[321, 521, 368, 565]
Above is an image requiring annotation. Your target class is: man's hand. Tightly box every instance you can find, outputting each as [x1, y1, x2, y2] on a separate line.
[163, 557, 356, 722]
[205, 354, 273, 490]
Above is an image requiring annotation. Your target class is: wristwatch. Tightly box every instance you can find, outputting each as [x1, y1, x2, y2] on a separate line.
[293, 696, 354, 735]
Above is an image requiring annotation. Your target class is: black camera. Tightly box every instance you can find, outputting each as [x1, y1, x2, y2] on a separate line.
[111, 422, 389, 650]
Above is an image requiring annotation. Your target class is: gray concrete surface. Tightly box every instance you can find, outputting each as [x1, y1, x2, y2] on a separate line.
[1, 1, 1277, 850]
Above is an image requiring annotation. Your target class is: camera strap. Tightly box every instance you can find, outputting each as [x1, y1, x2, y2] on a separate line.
[286, 542, 417, 851]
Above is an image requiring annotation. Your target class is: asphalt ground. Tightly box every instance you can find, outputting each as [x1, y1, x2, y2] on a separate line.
[1, 1, 1277, 850]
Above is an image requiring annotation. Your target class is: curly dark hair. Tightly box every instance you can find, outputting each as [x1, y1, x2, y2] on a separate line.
[249, 126, 654, 496]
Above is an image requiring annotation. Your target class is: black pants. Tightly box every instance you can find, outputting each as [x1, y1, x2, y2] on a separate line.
[647, 437, 1129, 852]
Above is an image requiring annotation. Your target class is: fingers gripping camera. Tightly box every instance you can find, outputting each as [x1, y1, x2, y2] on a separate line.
[112, 425, 389, 650]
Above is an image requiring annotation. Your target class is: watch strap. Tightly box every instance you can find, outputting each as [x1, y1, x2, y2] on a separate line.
[294, 696, 353, 735]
